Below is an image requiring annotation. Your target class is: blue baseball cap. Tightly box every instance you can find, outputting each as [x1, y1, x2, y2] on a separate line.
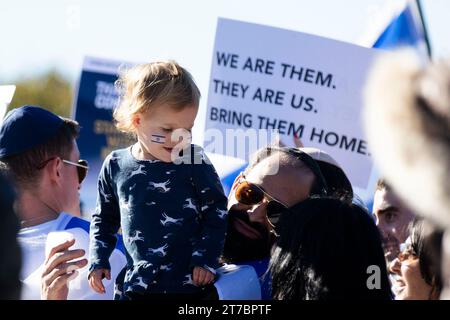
[0, 105, 64, 158]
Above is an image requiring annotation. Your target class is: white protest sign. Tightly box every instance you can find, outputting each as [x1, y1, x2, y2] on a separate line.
[204, 18, 381, 195]
[0, 85, 16, 123]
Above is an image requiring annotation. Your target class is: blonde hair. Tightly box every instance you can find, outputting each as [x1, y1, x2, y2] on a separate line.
[114, 60, 201, 134]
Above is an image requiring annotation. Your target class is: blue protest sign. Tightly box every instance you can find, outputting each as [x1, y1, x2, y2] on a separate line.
[73, 57, 135, 216]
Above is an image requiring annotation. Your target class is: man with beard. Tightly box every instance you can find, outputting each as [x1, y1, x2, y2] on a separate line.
[372, 179, 415, 264]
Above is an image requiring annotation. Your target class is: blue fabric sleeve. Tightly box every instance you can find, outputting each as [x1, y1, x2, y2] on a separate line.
[188, 146, 228, 271]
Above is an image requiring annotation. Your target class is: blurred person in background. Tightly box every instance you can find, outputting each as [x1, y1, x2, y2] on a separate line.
[390, 218, 443, 300]
[364, 49, 450, 299]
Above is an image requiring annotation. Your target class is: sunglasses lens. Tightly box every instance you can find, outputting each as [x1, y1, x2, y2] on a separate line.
[398, 245, 416, 262]
[267, 201, 286, 216]
[235, 181, 264, 205]
[77, 160, 88, 183]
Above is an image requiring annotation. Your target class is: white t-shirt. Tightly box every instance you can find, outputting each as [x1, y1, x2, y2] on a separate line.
[18, 212, 126, 300]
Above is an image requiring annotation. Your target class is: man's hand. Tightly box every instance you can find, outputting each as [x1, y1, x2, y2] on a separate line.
[88, 268, 111, 294]
[192, 266, 215, 286]
[41, 239, 88, 300]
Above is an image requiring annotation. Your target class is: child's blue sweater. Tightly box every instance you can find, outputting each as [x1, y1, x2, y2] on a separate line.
[89, 145, 228, 296]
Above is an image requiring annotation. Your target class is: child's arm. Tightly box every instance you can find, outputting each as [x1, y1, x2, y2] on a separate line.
[189, 146, 228, 274]
[88, 154, 121, 292]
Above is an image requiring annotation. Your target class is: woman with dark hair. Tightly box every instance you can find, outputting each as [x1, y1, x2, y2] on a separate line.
[270, 197, 392, 300]
[390, 218, 443, 300]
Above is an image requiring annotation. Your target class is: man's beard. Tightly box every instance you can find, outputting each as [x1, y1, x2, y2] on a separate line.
[221, 208, 275, 263]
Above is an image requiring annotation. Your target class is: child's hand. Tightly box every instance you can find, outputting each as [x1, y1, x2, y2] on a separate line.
[192, 266, 215, 286]
[88, 268, 111, 294]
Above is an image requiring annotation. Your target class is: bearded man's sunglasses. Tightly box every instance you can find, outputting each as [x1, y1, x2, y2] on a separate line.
[234, 174, 288, 226]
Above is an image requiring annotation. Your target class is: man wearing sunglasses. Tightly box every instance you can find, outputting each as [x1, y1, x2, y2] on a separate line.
[220, 146, 329, 299]
[0, 105, 125, 300]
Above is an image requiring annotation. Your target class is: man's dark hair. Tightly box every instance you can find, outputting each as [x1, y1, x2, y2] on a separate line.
[270, 197, 393, 300]
[0, 118, 79, 189]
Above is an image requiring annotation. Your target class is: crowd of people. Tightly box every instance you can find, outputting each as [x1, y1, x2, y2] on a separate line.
[0, 49, 449, 300]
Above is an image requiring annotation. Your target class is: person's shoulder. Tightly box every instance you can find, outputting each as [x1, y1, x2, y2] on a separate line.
[238, 259, 270, 277]
[214, 264, 262, 299]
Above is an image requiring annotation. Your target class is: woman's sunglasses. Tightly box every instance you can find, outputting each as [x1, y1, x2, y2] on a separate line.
[398, 242, 417, 262]
[37, 157, 89, 184]
[234, 175, 288, 225]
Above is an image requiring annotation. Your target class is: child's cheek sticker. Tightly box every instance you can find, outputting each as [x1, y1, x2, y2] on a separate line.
[151, 134, 166, 144]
